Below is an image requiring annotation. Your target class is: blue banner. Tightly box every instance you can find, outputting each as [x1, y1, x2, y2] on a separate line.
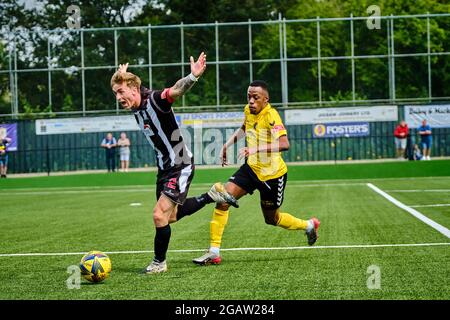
[0, 123, 18, 151]
[313, 122, 370, 138]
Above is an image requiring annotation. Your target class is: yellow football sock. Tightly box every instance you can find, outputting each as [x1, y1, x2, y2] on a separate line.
[276, 212, 309, 230]
[210, 208, 229, 248]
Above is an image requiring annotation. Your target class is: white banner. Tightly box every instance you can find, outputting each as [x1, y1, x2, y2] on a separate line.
[285, 106, 398, 125]
[404, 105, 450, 128]
[35, 112, 245, 135]
[36, 115, 139, 135]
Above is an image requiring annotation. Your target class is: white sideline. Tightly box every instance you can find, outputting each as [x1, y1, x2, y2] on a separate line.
[0, 242, 449, 257]
[410, 204, 450, 208]
[367, 183, 450, 238]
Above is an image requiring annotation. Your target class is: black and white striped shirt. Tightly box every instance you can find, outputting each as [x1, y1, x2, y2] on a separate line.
[134, 86, 193, 171]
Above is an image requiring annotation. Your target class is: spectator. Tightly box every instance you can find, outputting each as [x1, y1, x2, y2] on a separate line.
[117, 132, 131, 172]
[0, 134, 11, 178]
[413, 144, 423, 161]
[418, 119, 432, 160]
[101, 133, 117, 172]
[394, 120, 409, 159]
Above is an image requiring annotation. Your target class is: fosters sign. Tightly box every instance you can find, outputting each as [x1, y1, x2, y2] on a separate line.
[313, 122, 370, 138]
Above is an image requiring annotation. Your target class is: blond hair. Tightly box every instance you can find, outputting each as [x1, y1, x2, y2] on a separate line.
[110, 71, 141, 89]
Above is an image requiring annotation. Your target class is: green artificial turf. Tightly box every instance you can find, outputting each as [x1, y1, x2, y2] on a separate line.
[0, 161, 449, 299]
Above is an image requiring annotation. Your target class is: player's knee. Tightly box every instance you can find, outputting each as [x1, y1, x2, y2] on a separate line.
[261, 203, 278, 226]
[152, 207, 166, 225]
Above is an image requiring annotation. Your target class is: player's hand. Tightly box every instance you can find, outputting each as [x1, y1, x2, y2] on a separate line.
[221, 146, 228, 167]
[190, 52, 206, 78]
[118, 63, 129, 73]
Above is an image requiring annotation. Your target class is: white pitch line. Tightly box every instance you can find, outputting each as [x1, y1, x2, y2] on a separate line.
[386, 189, 450, 193]
[0, 242, 449, 257]
[367, 183, 450, 238]
[1, 182, 366, 196]
[410, 204, 450, 208]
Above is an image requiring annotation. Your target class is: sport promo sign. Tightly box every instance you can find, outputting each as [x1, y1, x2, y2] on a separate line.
[35, 112, 245, 135]
[177, 112, 244, 128]
[285, 106, 398, 125]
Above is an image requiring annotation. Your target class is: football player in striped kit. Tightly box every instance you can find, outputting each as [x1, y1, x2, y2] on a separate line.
[111, 52, 238, 274]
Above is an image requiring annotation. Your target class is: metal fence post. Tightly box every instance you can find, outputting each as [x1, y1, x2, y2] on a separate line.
[427, 12, 432, 101]
[278, 14, 284, 106]
[283, 17, 288, 107]
[8, 40, 15, 118]
[390, 14, 396, 102]
[47, 33, 52, 110]
[180, 22, 185, 107]
[148, 24, 152, 89]
[387, 18, 392, 103]
[317, 16, 322, 105]
[46, 144, 50, 176]
[350, 13, 356, 103]
[334, 136, 337, 164]
[80, 30, 86, 116]
[14, 38, 19, 117]
[215, 21, 220, 110]
[248, 19, 253, 83]
[114, 29, 119, 113]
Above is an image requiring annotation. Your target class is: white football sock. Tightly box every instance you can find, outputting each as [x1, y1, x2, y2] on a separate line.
[306, 219, 314, 232]
[210, 246, 220, 255]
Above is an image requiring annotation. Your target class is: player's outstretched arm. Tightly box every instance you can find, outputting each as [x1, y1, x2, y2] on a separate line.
[169, 52, 207, 100]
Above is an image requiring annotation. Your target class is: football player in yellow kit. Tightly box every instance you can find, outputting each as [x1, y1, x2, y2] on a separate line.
[193, 80, 320, 265]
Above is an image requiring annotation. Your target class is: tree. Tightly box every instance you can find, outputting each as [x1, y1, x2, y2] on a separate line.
[0, 0, 448, 118]
[0, 42, 11, 115]
[252, 0, 450, 103]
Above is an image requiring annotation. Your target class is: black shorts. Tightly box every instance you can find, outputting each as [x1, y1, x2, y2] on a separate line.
[156, 163, 195, 205]
[229, 163, 287, 210]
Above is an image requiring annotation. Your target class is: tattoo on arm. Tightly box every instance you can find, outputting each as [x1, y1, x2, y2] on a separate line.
[171, 75, 196, 99]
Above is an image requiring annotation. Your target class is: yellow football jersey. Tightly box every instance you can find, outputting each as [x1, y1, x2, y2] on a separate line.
[244, 103, 288, 181]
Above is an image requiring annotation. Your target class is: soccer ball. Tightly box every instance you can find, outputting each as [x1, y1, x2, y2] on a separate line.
[79, 251, 112, 283]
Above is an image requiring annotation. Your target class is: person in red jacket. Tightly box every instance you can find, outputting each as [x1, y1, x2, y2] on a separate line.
[394, 120, 409, 159]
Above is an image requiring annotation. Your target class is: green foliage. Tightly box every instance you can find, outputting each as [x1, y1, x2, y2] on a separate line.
[62, 94, 74, 112]
[19, 97, 55, 119]
[0, 42, 11, 115]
